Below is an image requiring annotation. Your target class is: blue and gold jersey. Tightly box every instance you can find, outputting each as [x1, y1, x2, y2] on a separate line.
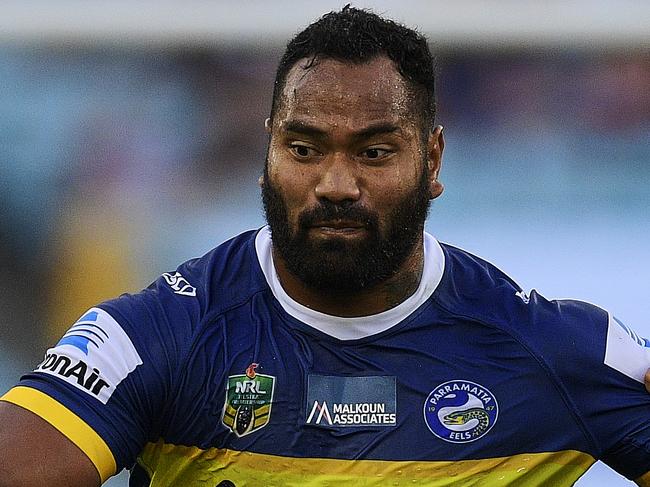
[3, 227, 650, 486]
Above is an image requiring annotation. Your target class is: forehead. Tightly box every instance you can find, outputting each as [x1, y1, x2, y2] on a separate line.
[277, 56, 416, 129]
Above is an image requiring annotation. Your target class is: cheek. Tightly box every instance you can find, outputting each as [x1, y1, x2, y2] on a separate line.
[368, 164, 419, 205]
[268, 163, 314, 221]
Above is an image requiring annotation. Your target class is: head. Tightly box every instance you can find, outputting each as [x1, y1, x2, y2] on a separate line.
[262, 6, 444, 295]
[269, 5, 437, 138]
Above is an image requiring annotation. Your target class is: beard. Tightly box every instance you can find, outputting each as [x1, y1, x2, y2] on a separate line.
[261, 163, 432, 294]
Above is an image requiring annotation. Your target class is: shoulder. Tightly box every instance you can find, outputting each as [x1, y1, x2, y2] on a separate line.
[3, 229, 271, 473]
[432, 242, 609, 359]
[102, 229, 267, 335]
[432, 242, 531, 325]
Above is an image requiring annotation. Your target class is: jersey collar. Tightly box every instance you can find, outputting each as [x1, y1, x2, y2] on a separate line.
[255, 226, 445, 340]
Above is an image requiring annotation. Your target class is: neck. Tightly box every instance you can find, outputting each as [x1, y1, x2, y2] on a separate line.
[272, 237, 425, 317]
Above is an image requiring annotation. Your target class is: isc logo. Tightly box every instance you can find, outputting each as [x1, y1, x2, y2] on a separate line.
[235, 380, 267, 394]
[162, 272, 196, 297]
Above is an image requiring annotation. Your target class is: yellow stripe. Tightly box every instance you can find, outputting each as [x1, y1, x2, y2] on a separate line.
[256, 403, 270, 415]
[139, 441, 595, 486]
[253, 415, 268, 428]
[0, 386, 116, 483]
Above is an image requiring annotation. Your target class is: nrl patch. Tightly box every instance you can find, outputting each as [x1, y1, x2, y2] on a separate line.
[222, 363, 275, 437]
[423, 380, 498, 443]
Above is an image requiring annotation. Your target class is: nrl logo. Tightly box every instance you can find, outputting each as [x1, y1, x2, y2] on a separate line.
[222, 363, 276, 437]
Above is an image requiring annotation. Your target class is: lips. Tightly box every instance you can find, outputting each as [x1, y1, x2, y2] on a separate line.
[309, 220, 368, 237]
[312, 219, 366, 230]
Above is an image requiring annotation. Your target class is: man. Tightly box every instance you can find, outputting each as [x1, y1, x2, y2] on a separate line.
[1, 6, 649, 486]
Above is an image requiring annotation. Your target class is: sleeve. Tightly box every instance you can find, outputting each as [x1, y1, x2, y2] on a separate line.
[0, 268, 201, 483]
[527, 293, 650, 482]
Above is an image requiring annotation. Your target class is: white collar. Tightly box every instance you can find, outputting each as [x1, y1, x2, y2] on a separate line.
[255, 226, 445, 340]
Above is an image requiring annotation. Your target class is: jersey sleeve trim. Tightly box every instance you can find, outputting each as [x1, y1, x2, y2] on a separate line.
[604, 312, 650, 384]
[0, 386, 116, 483]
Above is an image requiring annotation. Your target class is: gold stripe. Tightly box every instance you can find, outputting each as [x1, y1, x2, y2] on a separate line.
[253, 416, 268, 428]
[139, 441, 595, 486]
[0, 386, 116, 483]
[256, 404, 270, 415]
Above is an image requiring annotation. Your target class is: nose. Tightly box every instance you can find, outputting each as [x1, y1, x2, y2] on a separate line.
[314, 153, 361, 203]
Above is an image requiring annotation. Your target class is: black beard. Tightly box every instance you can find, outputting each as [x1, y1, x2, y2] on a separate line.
[261, 164, 431, 294]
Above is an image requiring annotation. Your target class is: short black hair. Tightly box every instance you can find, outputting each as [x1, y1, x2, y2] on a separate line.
[269, 5, 436, 132]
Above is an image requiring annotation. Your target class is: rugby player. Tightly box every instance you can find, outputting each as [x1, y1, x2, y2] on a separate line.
[1, 6, 650, 486]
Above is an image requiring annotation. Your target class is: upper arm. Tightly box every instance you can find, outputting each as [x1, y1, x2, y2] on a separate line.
[0, 292, 192, 485]
[533, 299, 650, 480]
[0, 265, 201, 486]
[0, 400, 100, 487]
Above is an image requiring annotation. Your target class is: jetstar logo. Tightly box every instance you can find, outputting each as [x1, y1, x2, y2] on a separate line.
[34, 307, 142, 404]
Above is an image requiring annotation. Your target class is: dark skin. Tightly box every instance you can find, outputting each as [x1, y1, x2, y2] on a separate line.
[0, 401, 100, 486]
[265, 56, 444, 316]
[0, 55, 444, 486]
[1, 54, 650, 485]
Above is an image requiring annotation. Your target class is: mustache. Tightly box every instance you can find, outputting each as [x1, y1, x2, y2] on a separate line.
[297, 201, 379, 230]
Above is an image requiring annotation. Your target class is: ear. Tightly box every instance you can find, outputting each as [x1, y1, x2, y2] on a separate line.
[258, 175, 264, 188]
[426, 125, 445, 200]
[265, 118, 272, 133]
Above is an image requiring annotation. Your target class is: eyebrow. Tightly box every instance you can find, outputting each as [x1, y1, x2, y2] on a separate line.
[282, 120, 401, 141]
[283, 120, 327, 138]
[352, 123, 401, 141]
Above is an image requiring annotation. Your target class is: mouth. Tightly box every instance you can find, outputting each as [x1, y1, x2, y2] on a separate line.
[310, 220, 367, 236]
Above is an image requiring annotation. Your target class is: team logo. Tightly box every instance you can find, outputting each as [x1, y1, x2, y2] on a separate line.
[223, 363, 275, 437]
[423, 380, 498, 443]
[162, 272, 196, 296]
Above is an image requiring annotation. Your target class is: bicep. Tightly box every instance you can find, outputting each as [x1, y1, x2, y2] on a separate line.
[0, 401, 100, 487]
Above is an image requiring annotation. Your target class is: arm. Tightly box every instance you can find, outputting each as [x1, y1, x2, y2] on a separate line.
[0, 272, 197, 487]
[0, 401, 100, 487]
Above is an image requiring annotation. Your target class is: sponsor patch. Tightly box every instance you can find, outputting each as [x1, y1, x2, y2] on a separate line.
[306, 375, 396, 427]
[604, 313, 650, 383]
[223, 363, 276, 437]
[35, 308, 142, 404]
[423, 380, 498, 443]
[162, 271, 196, 297]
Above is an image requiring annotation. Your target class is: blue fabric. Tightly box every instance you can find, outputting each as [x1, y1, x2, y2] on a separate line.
[16, 229, 650, 480]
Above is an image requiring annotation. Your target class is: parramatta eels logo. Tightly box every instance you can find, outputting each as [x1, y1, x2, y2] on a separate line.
[222, 363, 275, 437]
[423, 380, 498, 443]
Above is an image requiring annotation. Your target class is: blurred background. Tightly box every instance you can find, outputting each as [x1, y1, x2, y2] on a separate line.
[0, 1, 648, 485]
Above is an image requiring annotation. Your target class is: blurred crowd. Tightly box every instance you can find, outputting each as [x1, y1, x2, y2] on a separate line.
[1, 46, 649, 377]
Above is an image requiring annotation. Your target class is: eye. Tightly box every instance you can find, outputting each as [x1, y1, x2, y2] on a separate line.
[289, 144, 321, 159]
[360, 147, 392, 160]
